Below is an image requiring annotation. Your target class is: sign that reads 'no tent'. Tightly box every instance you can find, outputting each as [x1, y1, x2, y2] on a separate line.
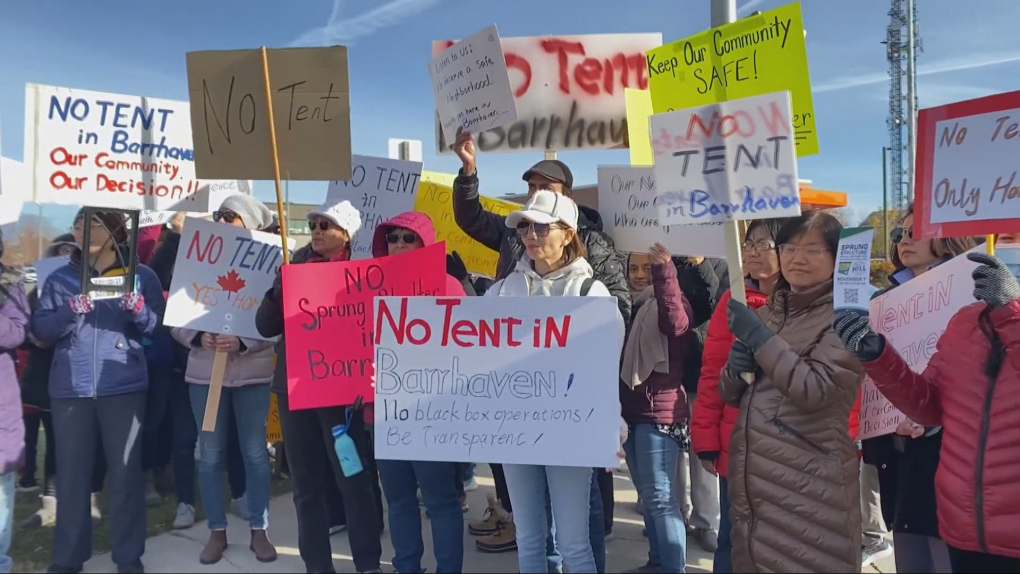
[185, 46, 352, 181]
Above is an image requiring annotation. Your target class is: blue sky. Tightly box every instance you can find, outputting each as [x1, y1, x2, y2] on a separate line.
[2, 0, 1019, 230]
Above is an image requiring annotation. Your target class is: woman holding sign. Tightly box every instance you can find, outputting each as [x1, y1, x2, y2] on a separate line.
[484, 190, 625, 574]
[719, 212, 865, 574]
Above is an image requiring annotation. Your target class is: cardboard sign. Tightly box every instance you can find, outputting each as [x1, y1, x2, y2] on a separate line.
[374, 296, 623, 467]
[833, 227, 874, 312]
[915, 89, 1020, 239]
[433, 33, 662, 154]
[185, 47, 352, 181]
[646, 2, 817, 156]
[430, 25, 518, 146]
[625, 89, 654, 166]
[650, 91, 800, 225]
[164, 217, 295, 340]
[413, 172, 519, 277]
[325, 155, 423, 259]
[23, 84, 249, 211]
[858, 248, 980, 440]
[283, 243, 448, 410]
[597, 165, 727, 257]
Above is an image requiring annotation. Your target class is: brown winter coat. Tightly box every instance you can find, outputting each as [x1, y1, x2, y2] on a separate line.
[720, 280, 864, 573]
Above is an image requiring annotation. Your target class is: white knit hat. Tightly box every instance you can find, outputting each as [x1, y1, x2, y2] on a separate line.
[219, 194, 273, 230]
[309, 200, 362, 236]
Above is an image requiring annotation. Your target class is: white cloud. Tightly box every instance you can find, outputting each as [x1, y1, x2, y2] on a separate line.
[814, 51, 1020, 94]
[917, 83, 1000, 107]
[290, 0, 444, 47]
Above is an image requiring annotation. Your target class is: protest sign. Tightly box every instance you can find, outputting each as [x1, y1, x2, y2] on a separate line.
[625, 89, 654, 166]
[374, 296, 623, 467]
[283, 242, 447, 410]
[185, 46, 352, 181]
[433, 33, 662, 153]
[0, 157, 27, 226]
[597, 165, 727, 257]
[413, 172, 518, 277]
[646, 2, 817, 156]
[914, 89, 1020, 239]
[833, 227, 874, 312]
[139, 211, 175, 228]
[325, 155, 422, 259]
[858, 248, 980, 440]
[164, 217, 295, 340]
[650, 91, 800, 225]
[430, 25, 518, 147]
[23, 84, 250, 211]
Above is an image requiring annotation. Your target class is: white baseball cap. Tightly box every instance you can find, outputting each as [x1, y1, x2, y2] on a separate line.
[505, 190, 579, 231]
[309, 200, 362, 236]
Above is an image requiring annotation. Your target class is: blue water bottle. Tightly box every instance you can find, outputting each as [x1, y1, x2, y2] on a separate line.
[331, 408, 364, 477]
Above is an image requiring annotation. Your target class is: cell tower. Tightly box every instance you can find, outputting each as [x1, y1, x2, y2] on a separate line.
[885, 0, 922, 211]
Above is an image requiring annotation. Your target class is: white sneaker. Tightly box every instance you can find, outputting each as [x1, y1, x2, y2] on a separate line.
[173, 503, 196, 529]
[90, 492, 103, 524]
[230, 496, 251, 521]
[329, 524, 347, 536]
[862, 540, 894, 568]
[463, 477, 479, 492]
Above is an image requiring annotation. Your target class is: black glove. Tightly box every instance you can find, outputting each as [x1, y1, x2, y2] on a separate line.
[446, 251, 468, 282]
[833, 310, 885, 362]
[726, 340, 758, 377]
[726, 298, 773, 351]
[969, 252, 1020, 309]
[271, 269, 283, 301]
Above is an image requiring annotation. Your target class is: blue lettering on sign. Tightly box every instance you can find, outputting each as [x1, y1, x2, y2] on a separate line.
[657, 174, 799, 220]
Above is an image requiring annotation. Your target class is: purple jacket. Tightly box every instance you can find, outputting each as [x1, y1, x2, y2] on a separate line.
[620, 263, 694, 425]
[0, 279, 31, 475]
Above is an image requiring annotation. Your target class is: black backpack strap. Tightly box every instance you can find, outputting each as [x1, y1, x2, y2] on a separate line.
[580, 277, 595, 296]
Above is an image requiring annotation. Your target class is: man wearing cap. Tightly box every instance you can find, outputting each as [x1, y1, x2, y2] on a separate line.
[451, 128, 631, 323]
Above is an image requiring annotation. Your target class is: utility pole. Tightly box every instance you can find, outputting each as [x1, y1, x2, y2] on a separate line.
[882, 147, 890, 260]
[711, 0, 736, 28]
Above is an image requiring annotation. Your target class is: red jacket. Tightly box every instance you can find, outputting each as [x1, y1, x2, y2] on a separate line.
[864, 300, 1020, 559]
[692, 288, 864, 477]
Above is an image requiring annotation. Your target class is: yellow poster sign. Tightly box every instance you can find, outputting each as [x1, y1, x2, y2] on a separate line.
[267, 392, 282, 444]
[645, 2, 818, 156]
[625, 89, 654, 166]
[413, 171, 519, 278]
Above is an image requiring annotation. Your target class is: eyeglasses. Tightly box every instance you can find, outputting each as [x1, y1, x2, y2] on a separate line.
[742, 239, 777, 253]
[891, 226, 913, 244]
[213, 211, 239, 225]
[386, 232, 418, 245]
[308, 220, 333, 232]
[778, 244, 831, 259]
[515, 222, 555, 238]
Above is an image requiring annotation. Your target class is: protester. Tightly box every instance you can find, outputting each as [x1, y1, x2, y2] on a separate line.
[484, 190, 625, 573]
[33, 209, 164, 574]
[835, 251, 1020, 572]
[691, 218, 786, 574]
[997, 233, 1019, 245]
[860, 206, 975, 572]
[256, 200, 384, 574]
[371, 210, 467, 574]
[0, 227, 30, 574]
[620, 243, 693, 574]
[720, 212, 864, 573]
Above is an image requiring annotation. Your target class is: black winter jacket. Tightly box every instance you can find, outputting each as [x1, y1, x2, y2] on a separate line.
[452, 170, 631, 323]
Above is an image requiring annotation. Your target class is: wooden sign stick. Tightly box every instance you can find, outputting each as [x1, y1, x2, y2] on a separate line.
[987, 235, 996, 256]
[202, 46, 291, 433]
[723, 220, 756, 384]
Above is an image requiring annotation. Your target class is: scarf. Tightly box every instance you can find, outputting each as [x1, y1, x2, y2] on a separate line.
[620, 285, 670, 389]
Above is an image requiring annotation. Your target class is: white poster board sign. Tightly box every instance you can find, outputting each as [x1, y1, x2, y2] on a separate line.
[597, 165, 727, 257]
[859, 248, 980, 440]
[429, 25, 518, 147]
[135, 179, 254, 229]
[24, 84, 250, 211]
[164, 217, 295, 341]
[651, 91, 800, 225]
[0, 157, 27, 226]
[325, 155, 423, 259]
[374, 296, 624, 467]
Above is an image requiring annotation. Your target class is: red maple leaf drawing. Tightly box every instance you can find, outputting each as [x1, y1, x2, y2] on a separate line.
[217, 269, 247, 298]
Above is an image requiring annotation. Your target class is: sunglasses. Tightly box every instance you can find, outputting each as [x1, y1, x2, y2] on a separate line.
[386, 232, 418, 245]
[308, 220, 333, 232]
[213, 211, 239, 224]
[891, 226, 913, 244]
[515, 222, 555, 237]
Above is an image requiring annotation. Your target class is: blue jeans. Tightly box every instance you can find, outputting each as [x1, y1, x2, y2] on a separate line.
[715, 477, 732, 574]
[377, 459, 463, 573]
[189, 384, 271, 531]
[544, 472, 605, 574]
[504, 464, 594, 574]
[0, 472, 13, 574]
[625, 424, 687, 573]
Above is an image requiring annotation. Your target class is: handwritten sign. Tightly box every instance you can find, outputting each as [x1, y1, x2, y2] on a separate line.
[283, 243, 447, 410]
[650, 91, 800, 225]
[164, 217, 295, 340]
[326, 155, 422, 259]
[434, 33, 662, 153]
[185, 47, 352, 181]
[430, 25, 518, 147]
[413, 172, 518, 277]
[646, 2, 816, 156]
[597, 165, 727, 257]
[23, 84, 250, 211]
[374, 296, 623, 467]
[915, 90, 1020, 239]
[858, 248, 980, 440]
